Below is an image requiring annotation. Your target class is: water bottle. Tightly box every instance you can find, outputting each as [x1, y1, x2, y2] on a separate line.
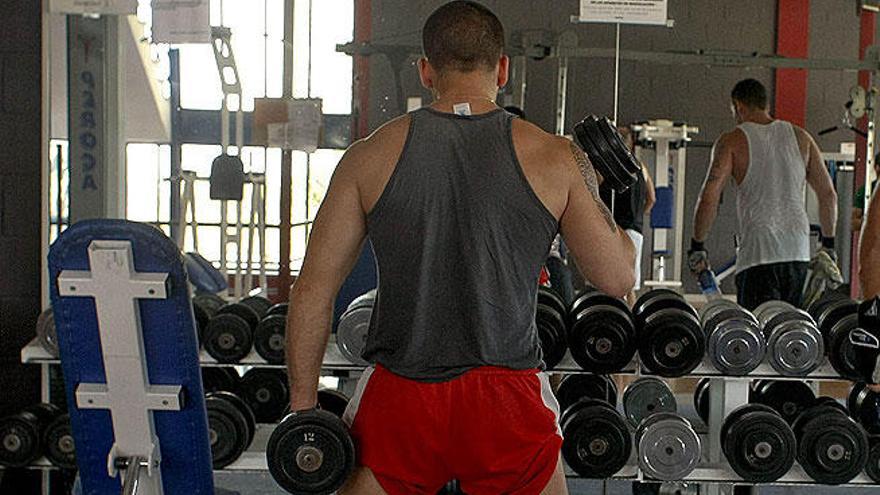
[697, 269, 722, 300]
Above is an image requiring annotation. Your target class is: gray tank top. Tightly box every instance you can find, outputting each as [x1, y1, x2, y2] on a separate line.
[735, 120, 811, 272]
[363, 108, 558, 381]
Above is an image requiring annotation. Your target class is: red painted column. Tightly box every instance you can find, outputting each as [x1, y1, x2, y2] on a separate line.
[353, 0, 372, 140]
[774, 0, 810, 126]
[851, 10, 876, 297]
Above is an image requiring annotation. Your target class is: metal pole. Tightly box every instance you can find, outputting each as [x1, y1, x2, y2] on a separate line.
[279, 0, 296, 296]
[613, 23, 620, 124]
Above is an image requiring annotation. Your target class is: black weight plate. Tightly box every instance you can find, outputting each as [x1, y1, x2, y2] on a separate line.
[241, 295, 273, 319]
[632, 289, 685, 320]
[204, 314, 254, 363]
[595, 116, 642, 177]
[867, 437, 880, 483]
[807, 291, 849, 321]
[574, 117, 632, 193]
[254, 314, 287, 364]
[635, 294, 699, 329]
[538, 286, 568, 319]
[202, 367, 240, 394]
[798, 412, 869, 485]
[793, 403, 846, 440]
[762, 309, 815, 341]
[556, 374, 618, 413]
[828, 313, 862, 380]
[240, 368, 289, 423]
[35, 308, 59, 357]
[722, 407, 795, 482]
[561, 400, 632, 478]
[267, 409, 356, 495]
[816, 298, 858, 337]
[849, 382, 880, 435]
[43, 413, 76, 470]
[192, 301, 210, 345]
[206, 394, 249, 469]
[720, 403, 779, 445]
[569, 290, 630, 324]
[694, 378, 710, 424]
[568, 304, 636, 373]
[266, 302, 289, 317]
[210, 391, 256, 447]
[317, 389, 350, 419]
[25, 403, 62, 426]
[537, 303, 567, 369]
[751, 380, 816, 425]
[639, 310, 704, 377]
[193, 293, 226, 316]
[217, 303, 260, 330]
[0, 411, 42, 467]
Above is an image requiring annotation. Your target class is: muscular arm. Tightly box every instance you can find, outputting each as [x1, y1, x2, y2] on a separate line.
[693, 134, 735, 242]
[860, 190, 880, 298]
[804, 131, 838, 239]
[287, 146, 367, 411]
[560, 141, 636, 298]
[642, 163, 656, 214]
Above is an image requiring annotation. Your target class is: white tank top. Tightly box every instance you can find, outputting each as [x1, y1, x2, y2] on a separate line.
[735, 120, 810, 272]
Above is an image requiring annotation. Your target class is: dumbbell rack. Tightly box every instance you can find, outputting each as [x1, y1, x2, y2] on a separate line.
[18, 336, 880, 489]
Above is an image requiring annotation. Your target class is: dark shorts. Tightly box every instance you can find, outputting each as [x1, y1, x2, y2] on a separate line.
[343, 365, 562, 495]
[735, 261, 809, 311]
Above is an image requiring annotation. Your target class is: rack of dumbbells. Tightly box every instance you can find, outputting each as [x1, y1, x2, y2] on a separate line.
[18, 287, 880, 494]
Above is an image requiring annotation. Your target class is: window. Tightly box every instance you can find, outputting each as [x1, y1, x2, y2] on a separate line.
[123, 0, 354, 275]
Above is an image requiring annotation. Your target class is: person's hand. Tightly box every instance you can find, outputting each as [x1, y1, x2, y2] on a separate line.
[687, 239, 709, 273]
[868, 384, 880, 393]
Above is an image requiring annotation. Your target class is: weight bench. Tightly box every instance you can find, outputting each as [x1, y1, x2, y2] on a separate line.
[49, 220, 214, 495]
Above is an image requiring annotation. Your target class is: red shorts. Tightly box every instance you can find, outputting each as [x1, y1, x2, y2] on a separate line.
[342, 364, 563, 495]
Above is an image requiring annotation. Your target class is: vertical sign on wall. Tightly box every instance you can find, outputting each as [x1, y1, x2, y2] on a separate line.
[68, 16, 105, 222]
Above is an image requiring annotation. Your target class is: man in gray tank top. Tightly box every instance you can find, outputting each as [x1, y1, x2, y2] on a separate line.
[689, 79, 838, 310]
[284, 2, 636, 494]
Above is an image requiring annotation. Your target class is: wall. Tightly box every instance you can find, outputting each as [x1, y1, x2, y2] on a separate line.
[364, 0, 872, 293]
[0, 0, 44, 491]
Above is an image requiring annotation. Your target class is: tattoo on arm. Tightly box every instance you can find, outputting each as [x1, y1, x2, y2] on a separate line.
[569, 142, 618, 232]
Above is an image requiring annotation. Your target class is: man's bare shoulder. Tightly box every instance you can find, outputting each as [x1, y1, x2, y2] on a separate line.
[511, 118, 576, 170]
[718, 128, 747, 149]
[347, 114, 412, 160]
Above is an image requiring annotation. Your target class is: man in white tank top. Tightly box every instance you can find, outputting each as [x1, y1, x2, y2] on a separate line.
[688, 79, 838, 310]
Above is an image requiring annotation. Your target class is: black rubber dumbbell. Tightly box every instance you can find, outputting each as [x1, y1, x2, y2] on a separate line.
[623, 377, 677, 428]
[204, 302, 260, 363]
[754, 301, 824, 377]
[536, 286, 568, 370]
[567, 289, 636, 373]
[693, 378, 711, 425]
[266, 302, 289, 317]
[573, 115, 641, 193]
[35, 308, 59, 357]
[317, 389, 350, 419]
[847, 382, 880, 435]
[0, 403, 62, 467]
[721, 403, 796, 482]
[866, 435, 880, 483]
[202, 366, 241, 394]
[206, 391, 256, 469]
[750, 379, 816, 425]
[267, 409, 356, 495]
[561, 396, 632, 478]
[241, 295, 273, 319]
[793, 398, 869, 485]
[809, 294, 861, 379]
[336, 291, 376, 366]
[240, 368, 290, 423]
[43, 412, 76, 470]
[555, 374, 618, 414]
[254, 314, 287, 365]
[699, 299, 765, 375]
[633, 290, 704, 377]
[636, 412, 701, 481]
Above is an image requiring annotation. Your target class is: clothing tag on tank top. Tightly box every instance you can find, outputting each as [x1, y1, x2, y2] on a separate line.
[453, 103, 472, 116]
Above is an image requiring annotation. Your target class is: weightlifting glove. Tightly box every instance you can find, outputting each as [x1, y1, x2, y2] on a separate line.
[687, 239, 709, 273]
